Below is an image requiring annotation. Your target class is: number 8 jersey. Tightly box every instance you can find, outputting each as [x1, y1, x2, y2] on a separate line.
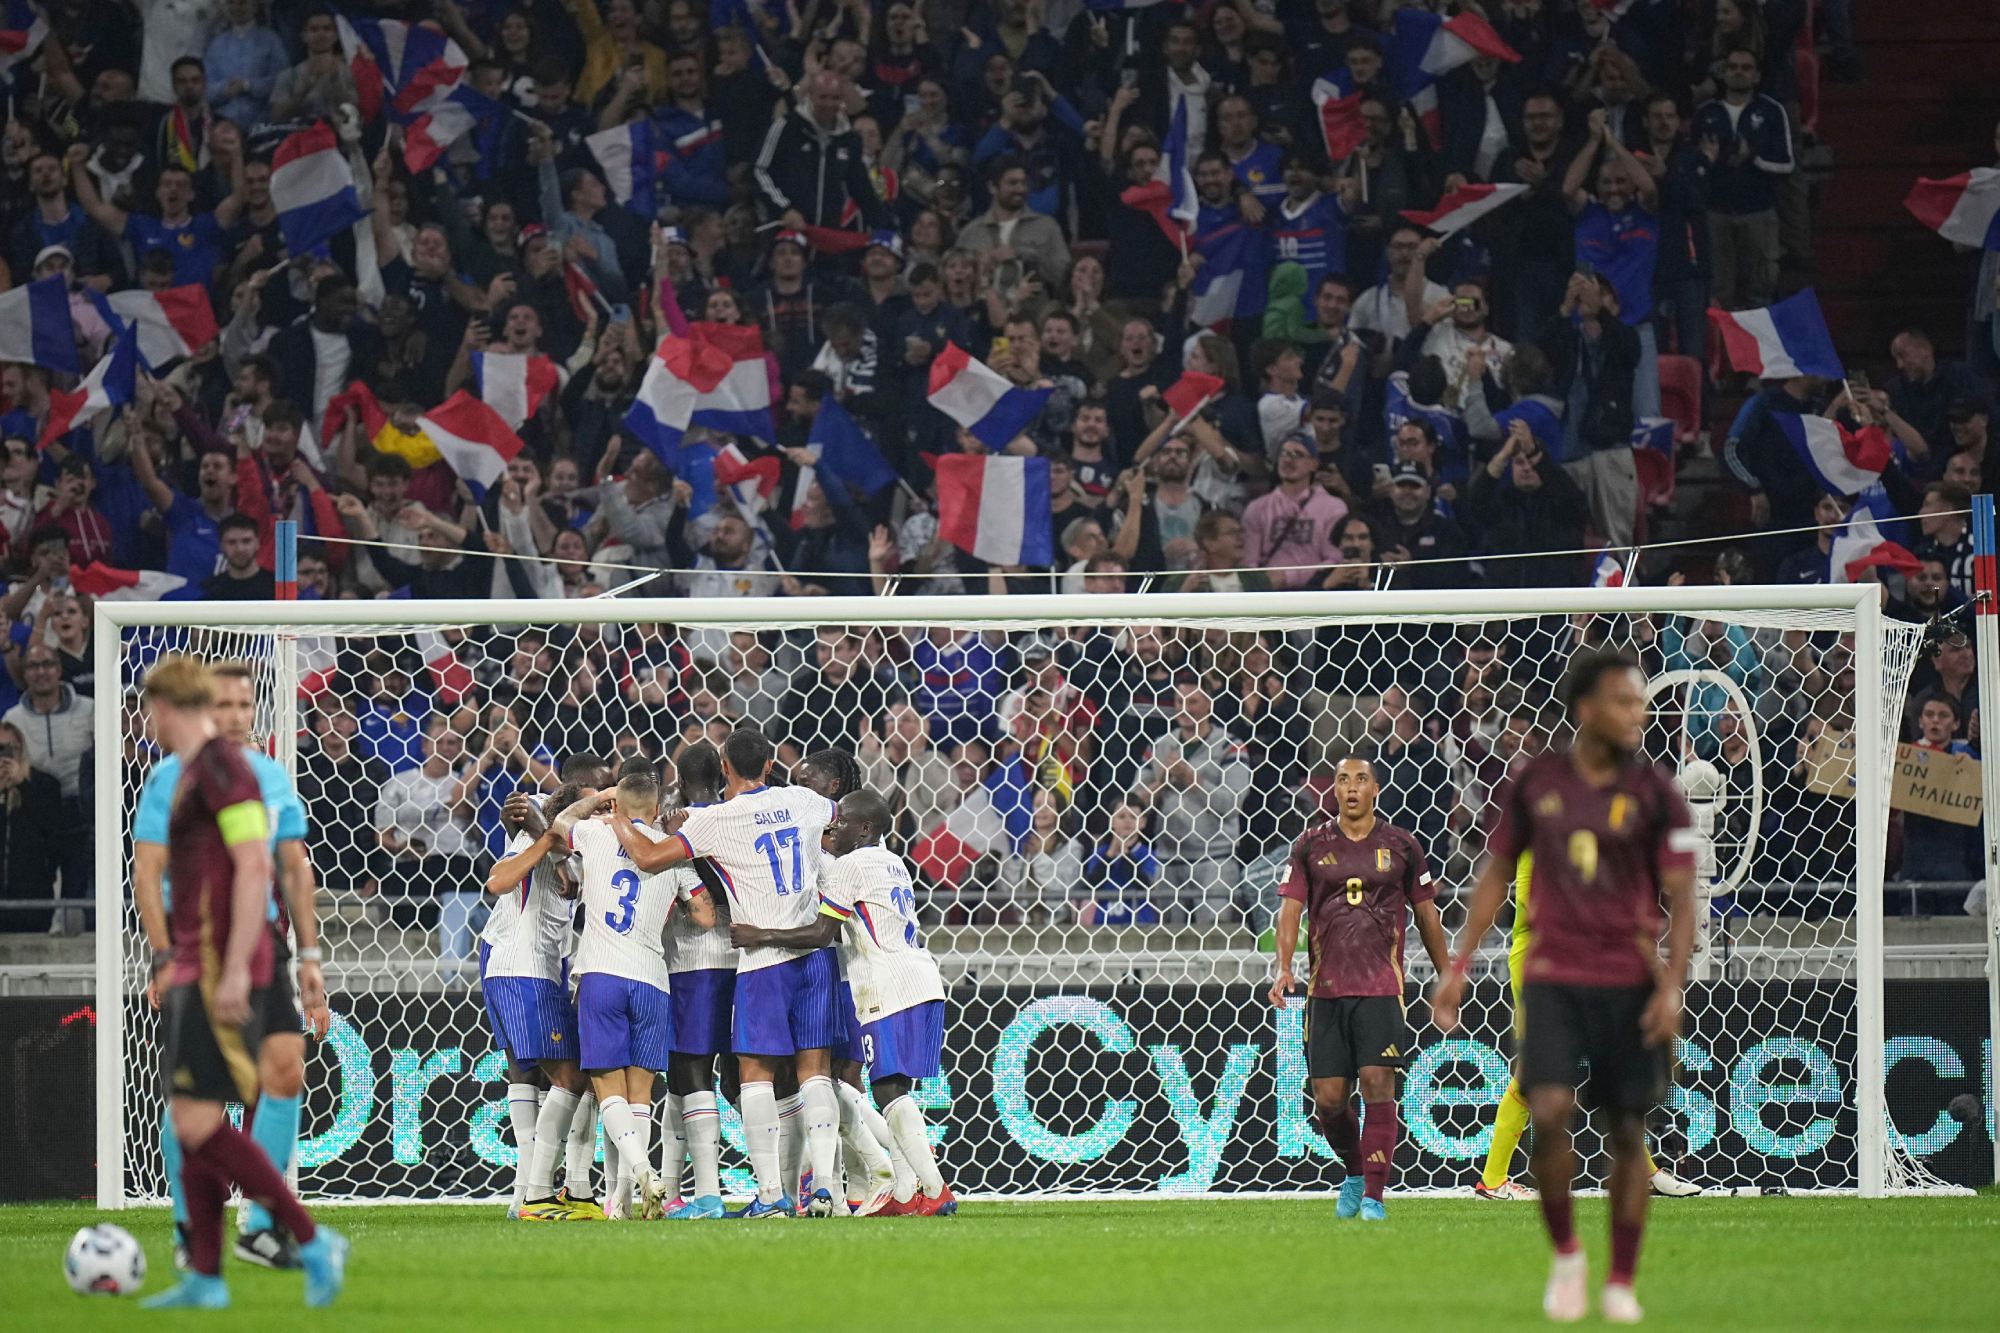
[571, 817, 693, 991]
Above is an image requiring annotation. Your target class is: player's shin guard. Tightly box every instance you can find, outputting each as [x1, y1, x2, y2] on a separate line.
[833, 1081, 893, 1190]
[194, 1125, 318, 1247]
[1611, 1219, 1644, 1286]
[502, 1085, 540, 1211]
[1318, 1104, 1362, 1176]
[661, 1093, 687, 1198]
[565, 1092, 599, 1199]
[682, 1090, 722, 1199]
[630, 1103, 654, 1192]
[601, 1096, 639, 1210]
[883, 1095, 945, 1198]
[800, 1076, 841, 1201]
[1482, 1079, 1531, 1190]
[739, 1081, 784, 1205]
[527, 1086, 581, 1200]
[1360, 1102, 1397, 1202]
[160, 1105, 191, 1228]
[242, 1090, 303, 1233]
[778, 1092, 805, 1199]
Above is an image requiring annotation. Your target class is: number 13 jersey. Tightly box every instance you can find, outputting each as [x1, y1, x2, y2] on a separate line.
[818, 845, 944, 1023]
[572, 817, 689, 991]
[1278, 820, 1435, 999]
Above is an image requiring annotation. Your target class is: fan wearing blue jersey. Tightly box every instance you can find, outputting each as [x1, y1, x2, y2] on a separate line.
[553, 771, 715, 1220]
[732, 789, 957, 1217]
[1268, 153, 1353, 316]
[133, 662, 328, 1273]
[612, 726, 843, 1219]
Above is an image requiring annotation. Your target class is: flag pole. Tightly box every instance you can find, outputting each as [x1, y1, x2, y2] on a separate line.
[274, 519, 298, 602]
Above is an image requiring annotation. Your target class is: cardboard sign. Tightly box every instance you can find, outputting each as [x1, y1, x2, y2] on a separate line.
[1889, 743, 1983, 827]
[1801, 729, 1855, 798]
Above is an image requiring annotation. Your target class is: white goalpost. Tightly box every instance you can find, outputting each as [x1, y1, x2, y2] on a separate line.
[94, 585, 1940, 1206]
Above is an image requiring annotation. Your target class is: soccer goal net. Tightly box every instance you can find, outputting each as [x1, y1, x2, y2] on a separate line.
[95, 586, 1937, 1204]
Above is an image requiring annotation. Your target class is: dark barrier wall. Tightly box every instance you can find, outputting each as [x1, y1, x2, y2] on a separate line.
[5, 982, 1992, 1201]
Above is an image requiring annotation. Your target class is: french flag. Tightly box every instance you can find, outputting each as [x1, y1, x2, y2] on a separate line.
[1387, 8, 1519, 146]
[272, 122, 368, 258]
[928, 342, 1051, 450]
[1312, 70, 1366, 163]
[337, 15, 466, 123]
[1904, 168, 2000, 250]
[625, 334, 737, 458]
[471, 350, 560, 430]
[0, 275, 79, 374]
[403, 81, 499, 172]
[1188, 222, 1271, 331]
[68, 561, 188, 601]
[417, 392, 524, 499]
[42, 322, 137, 445]
[935, 454, 1053, 567]
[1708, 289, 1844, 381]
[809, 397, 897, 497]
[686, 322, 774, 438]
[1590, 549, 1630, 588]
[1829, 513, 1921, 585]
[0, 0, 49, 83]
[712, 440, 781, 512]
[1118, 97, 1196, 248]
[93, 286, 219, 369]
[587, 121, 663, 216]
[412, 628, 476, 703]
[1402, 183, 1528, 238]
[1775, 414, 1892, 497]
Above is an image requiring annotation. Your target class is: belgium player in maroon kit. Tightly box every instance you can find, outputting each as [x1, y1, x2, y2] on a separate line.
[140, 655, 348, 1311]
[1267, 756, 1450, 1221]
[1434, 649, 1697, 1326]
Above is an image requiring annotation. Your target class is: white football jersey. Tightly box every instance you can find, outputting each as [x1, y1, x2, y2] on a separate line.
[666, 832, 738, 975]
[675, 784, 838, 973]
[818, 844, 944, 1022]
[570, 818, 683, 991]
[479, 829, 574, 981]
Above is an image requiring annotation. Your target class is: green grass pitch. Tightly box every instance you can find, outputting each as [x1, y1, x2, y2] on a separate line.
[4, 1197, 1996, 1330]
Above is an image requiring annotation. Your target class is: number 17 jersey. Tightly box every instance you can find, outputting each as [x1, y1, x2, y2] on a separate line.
[673, 784, 838, 974]
[572, 817, 685, 991]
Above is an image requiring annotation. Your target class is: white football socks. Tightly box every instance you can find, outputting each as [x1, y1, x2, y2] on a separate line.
[629, 1102, 654, 1196]
[682, 1091, 722, 1200]
[834, 1080, 896, 1195]
[527, 1087, 581, 1201]
[884, 1095, 945, 1198]
[660, 1093, 687, 1200]
[565, 1091, 599, 1199]
[778, 1092, 805, 1199]
[739, 1081, 784, 1205]
[506, 1084, 541, 1209]
[800, 1077, 841, 1202]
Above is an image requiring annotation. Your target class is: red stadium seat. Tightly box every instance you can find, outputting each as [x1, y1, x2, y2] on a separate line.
[1658, 354, 1703, 447]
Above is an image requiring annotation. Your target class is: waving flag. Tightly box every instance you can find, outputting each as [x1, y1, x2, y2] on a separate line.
[712, 440, 781, 510]
[928, 343, 1051, 450]
[337, 14, 467, 123]
[1830, 512, 1921, 584]
[42, 322, 137, 444]
[1188, 221, 1272, 331]
[271, 122, 368, 257]
[0, 0, 49, 84]
[471, 350, 560, 430]
[1904, 168, 2000, 250]
[412, 628, 475, 703]
[417, 392, 524, 498]
[403, 80, 499, 172]
[587, 121, 663, 216]
[93, 286, 219, 369]
[321, 379, 388, 453]
[1775, 415, 1892, 497]
[0, 275, 79, 373]
[625, 333, 738, 459]
[809, 397, 897, 497]
[1387, 8, 1520, 146]
[1402, 183, 1528, 237]
[1162, 370, 1225, 428]
[936, 455, 1053, 566]
[686, 322, 774, 438]
[1312, 70, 1366, 162]
[68, 561, 187, 601]
[1590, 549, 1630, 588]
[1119, 97, 1196, 247]
[1708, 290, 1844, 380]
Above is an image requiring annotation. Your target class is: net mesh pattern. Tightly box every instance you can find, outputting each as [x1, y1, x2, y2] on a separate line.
[108, 602, 1932, 1199]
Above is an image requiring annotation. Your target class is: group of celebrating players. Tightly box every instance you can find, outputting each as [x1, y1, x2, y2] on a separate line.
[133, 641, 1697, 1324]
[479, 730, 955, 1224]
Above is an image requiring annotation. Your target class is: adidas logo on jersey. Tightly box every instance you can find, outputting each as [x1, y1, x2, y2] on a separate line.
[1380, 1045, 1400, 1059]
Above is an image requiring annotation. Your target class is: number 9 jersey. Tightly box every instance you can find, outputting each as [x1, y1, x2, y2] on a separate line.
[571, 817, 693, 992]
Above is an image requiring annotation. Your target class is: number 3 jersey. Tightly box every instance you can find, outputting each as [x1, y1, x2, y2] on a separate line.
[817, 845, 944, 1023]
[571, 818, 698, 991]
[480, 827, 576, 983]
[673, 784, 838, 974]
[1278, 820, 1435, 999]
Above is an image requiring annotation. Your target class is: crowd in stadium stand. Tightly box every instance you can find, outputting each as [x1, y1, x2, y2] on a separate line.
[0, 0, 1987, 937]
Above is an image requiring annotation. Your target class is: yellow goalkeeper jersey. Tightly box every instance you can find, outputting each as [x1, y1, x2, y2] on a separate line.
[1508, 851, 1533, 993]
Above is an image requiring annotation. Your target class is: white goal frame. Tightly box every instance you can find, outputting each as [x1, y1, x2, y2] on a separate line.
[92, 584, 1898, 1204]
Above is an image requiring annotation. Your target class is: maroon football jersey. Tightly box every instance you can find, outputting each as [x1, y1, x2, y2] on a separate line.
[1488, 751, 1697, 988]
[167, 738, 275, 988]
[1279, 820, 1435, 998]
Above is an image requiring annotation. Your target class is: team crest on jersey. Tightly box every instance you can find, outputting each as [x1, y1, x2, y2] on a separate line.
[1535, 792, 1563, 816]
[1376, 848, 1391, 871]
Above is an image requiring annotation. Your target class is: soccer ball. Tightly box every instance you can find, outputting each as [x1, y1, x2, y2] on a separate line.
[64, 1224, 146, 1296]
